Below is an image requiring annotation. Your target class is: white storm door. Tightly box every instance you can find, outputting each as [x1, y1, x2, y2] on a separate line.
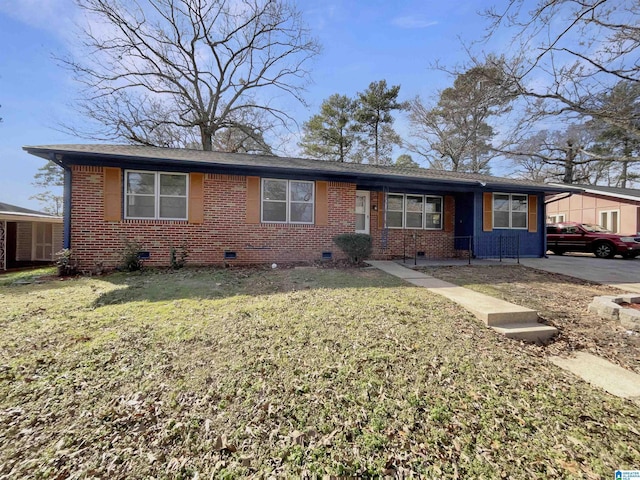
[355, 191, 370, 234]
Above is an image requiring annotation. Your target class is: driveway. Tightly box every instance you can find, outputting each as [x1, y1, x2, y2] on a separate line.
[519, 254, 640, 293]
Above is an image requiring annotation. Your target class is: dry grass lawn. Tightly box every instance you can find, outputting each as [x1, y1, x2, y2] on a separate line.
[0, 266, 638, 478]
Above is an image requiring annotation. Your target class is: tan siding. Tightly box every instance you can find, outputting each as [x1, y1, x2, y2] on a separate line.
[16, 222, 32, 261]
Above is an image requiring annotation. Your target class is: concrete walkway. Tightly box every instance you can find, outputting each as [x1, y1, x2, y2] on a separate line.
[372, 260, 640, 403]
[367, 260, 557, 343]
[396, 255, 640, 293]
[550, 352, 640, 404]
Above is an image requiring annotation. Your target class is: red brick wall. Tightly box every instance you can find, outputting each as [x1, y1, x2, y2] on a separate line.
[70, 166, 356, 269]
[69, 166, 458, 270]
[368, 192, 456, 259]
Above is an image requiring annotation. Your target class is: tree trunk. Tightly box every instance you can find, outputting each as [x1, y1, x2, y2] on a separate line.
[200, 125, 213, 151]
[563, 141, 575, 184]
[620, 138, 630, 188]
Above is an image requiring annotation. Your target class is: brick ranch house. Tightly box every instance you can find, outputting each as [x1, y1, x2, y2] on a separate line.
[23, 144, 575, 271]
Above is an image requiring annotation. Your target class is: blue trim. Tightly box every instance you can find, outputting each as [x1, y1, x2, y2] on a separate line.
[63, 166, 72, 249]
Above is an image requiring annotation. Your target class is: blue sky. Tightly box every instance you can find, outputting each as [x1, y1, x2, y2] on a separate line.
[0, 0, 495, 211]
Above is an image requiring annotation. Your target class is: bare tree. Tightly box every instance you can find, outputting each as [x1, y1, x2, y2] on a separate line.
[508, 126, 605, 184]
[408, 63, 514, 173]
[482, 0, 640, 136]
[60, 0, 320, 151]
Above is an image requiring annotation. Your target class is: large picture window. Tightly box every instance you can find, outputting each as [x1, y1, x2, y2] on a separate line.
[493, 193, 528, 229]
[125, 171, 188, 220]
[261, 179, 314, 224]
[386, 193, 443, 230]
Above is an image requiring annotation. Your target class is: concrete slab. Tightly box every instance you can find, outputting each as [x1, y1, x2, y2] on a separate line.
[491, 323, 559, 343]
[396, 255, 640, 293]
[518, 256, 640, 293]
[550, 352, 640, 401]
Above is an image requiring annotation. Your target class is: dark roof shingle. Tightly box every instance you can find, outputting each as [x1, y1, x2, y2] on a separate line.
[24, 144, 579, 192]
[0, 201, 58, 217]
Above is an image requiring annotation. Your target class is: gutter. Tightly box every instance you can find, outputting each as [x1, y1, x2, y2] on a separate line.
[545, 192, 575, 205]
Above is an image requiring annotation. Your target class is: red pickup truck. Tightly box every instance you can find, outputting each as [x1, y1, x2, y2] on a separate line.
[546, 222, 640, 259]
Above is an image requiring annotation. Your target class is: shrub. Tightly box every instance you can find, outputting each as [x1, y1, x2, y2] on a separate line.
[333, 233, 373, 264]
[121, 241, 144, 272]
[170, 243, 189, 269]
[55, 249, 78, 277]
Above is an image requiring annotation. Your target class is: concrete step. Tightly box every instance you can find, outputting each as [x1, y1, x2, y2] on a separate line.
[491, 323, 558, 343]
[404, 278, 539, 326]
[367, 260, 555, 343]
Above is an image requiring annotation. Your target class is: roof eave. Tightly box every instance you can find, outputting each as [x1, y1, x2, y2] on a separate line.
[0, 213, 63, 222]
[23, 146, 572, 193]
[549, 183, 640, 203]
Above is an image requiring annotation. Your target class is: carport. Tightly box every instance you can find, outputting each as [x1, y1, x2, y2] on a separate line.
[0, 202, 63, 271]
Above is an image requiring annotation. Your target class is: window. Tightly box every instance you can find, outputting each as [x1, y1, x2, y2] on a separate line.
[600, 210, 619, 233]
[33, 223, 53, 260]
[261, 179, 314, 224]
[405, 195, 424, 228]
[547, 213, 565, 224]
[125, 171, 188, 220]
[387, 194, 405, 228]
[386, 193, 443, 229]
[425, 196, 443, 229]
[493, 193, 528, 229]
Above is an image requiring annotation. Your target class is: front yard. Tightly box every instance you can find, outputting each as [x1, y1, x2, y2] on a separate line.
[422, 265, 640, 375]
[0, 266, 639, 478]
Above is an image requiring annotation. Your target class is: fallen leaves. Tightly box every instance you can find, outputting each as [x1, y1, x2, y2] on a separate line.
[0, 267, 639, 478]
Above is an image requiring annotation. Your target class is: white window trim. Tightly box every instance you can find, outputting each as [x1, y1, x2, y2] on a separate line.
[404, 194, 424, 230]
[547, 213, 566, 224]
[261, 178, 315, 224]
[124, 170, 189, 221]
[599, 209, 620, 233]
[386, 193, 405, 229]
[424, 196, 444, 230]
[387, 193, 443, 230]
[493, 193, 529, 230]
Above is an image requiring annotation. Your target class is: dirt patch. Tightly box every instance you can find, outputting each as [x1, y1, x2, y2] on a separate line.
[422, 265, 640, 375]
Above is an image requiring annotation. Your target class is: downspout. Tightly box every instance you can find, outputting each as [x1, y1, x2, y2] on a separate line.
[63, 166, 72, 249]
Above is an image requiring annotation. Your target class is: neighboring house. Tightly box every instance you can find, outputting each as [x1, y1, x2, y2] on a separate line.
[547, 184, 640, 234]
[23, 144, 575, 270]
[0, 202, 63, 271]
